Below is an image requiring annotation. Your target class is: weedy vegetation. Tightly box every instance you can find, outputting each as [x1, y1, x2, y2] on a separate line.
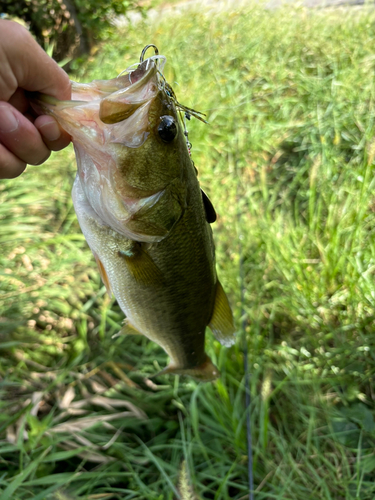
[2, 3, 375, 499]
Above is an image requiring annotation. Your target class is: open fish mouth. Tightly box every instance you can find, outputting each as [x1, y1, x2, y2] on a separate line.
[31, 53, 166, 133]
[28, 46, 206, 241]
[30, 45, 205, 140]
[30, 58, 168, 157]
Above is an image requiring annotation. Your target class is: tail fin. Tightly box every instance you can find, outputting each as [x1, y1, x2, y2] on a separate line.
[154, 355, 220, 382]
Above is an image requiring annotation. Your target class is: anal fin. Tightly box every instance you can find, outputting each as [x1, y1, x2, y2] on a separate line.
[208, 281, 236, 347]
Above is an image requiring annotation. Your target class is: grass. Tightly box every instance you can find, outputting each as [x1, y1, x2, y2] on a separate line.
[2, 2, 375, 499]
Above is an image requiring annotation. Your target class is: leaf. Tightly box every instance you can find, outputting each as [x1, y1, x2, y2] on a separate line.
[331, 419, 360, 448]
[41, 447, 89, 463]
[49, 411, 144, 433]
[0, 446, 51, 500]
[60, 387, 76, 410]
[57, 441, 113, 464]
[340, 403, 375, 433]
[361, 454, 375, 473]
[30, 483, 67, 500]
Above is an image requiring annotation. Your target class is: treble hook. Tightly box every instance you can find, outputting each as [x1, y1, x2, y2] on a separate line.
[139, 44, 159, 63]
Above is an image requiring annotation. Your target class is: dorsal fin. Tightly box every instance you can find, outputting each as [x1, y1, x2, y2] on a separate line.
[201, 189, 217, 223]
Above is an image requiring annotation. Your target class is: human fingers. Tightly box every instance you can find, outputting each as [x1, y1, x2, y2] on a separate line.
[0, 102, 50, 168]
[8, 87, 28, 114]
[0, 107, 71, 179]
[7, 88, 71, 150]
[35, 114, 71, 151]
[0, 20, 71, 102]
[0, 143, 26, 179]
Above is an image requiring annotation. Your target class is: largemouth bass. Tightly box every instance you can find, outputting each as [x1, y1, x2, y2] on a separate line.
[33, 47, 235, 381]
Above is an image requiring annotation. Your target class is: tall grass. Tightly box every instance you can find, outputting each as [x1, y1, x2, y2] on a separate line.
[2, 3, 375, 499]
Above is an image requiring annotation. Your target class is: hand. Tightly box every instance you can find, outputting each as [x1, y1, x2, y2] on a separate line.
[0, 20, 71, 179]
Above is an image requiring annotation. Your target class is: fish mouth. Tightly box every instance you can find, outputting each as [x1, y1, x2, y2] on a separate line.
[34, 58, 163, 151]
[29, 55, 171, 241]
[31, 58, 162, 127]
[98, 59, 160, 125]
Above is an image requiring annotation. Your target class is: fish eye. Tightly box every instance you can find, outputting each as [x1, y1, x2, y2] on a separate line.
[158, 115, 177, 143]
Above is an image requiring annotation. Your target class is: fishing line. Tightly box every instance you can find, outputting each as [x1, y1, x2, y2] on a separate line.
[236, 166, 254, 500]
[121, 45, 252, 494]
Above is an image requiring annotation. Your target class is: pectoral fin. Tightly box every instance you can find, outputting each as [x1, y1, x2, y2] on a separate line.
[92, 251, 112, 297]
[208, 281, 236, 347]
[155, 355, 220, 382]
[118, 243, 164, 286]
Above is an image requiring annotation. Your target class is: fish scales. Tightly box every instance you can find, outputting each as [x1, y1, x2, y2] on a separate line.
[31, 49, 236, 381]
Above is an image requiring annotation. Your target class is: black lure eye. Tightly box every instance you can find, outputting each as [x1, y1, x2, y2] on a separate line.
[158, 115, 177, 143]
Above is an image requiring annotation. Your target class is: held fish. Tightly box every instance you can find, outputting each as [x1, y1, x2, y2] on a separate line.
[32, 47, 235, 381]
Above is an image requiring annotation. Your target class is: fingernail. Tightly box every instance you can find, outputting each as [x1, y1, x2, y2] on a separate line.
[0, 105, 18, 133]
[39, 118, 61, 142]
